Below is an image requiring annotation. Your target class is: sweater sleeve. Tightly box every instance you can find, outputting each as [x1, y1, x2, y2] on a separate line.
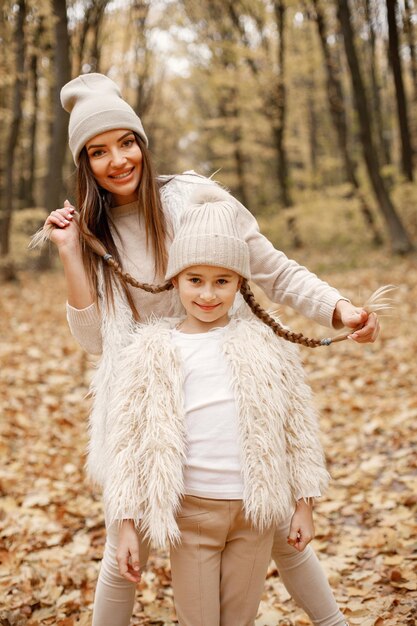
[66, 302, 103, 355]
[235, 200, 345, 328]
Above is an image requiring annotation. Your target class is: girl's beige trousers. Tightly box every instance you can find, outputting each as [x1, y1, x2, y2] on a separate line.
[92, 497, 346, 626]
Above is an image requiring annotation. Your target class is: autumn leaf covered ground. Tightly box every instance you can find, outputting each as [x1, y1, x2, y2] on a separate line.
[1, 221, 417, 625]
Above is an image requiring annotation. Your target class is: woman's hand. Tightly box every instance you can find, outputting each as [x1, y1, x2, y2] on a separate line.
[287, 499, 315, 552]
[44, 199, 80, 252]
[116, 520, 142, 583]
[333, 299, 380, 343]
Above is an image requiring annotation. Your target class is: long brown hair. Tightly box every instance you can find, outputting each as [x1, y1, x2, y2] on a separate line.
[76, 134, 168, 320]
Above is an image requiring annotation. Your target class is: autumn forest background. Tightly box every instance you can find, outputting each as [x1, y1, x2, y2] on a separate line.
[0, 1, 416, 625]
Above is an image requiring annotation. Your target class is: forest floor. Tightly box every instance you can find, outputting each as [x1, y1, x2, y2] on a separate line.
[1, 195, 417, 625]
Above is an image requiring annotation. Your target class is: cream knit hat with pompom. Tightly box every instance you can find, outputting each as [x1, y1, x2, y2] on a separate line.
[61, 73, 148, 164]
[165, 185, 251, 280]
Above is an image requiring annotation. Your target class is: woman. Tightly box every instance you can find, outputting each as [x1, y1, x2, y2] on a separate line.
[41, 73, 378, 626]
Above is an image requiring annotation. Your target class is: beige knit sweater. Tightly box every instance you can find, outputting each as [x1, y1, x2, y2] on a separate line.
[66, 172, 344, 354]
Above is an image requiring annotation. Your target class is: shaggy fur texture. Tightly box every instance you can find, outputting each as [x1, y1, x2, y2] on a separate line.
[102, 316, 329, 548]
[103, 320, 187, 547]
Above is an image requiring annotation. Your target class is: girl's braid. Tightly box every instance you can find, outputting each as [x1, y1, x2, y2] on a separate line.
[68, 218, 174, 295]
[102, 255, 333, 347]
[103, 255, 391, 348]
[104, 256, 173, 294]
[239, 279, 324, 348]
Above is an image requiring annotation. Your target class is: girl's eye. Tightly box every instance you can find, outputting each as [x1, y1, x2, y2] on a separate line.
[189, 277, 200, 284]
[123, 139, 134, 147]
[91, 149, 105, 158]
[217, 279, 228, 285]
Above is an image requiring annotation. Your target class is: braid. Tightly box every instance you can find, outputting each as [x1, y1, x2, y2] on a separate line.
[94, 247, 345, 347]
[63, 216, 173, 296]
[239, 279, 325, 348]
[104, 255, 173, 294]
[101, 259, 335, 346]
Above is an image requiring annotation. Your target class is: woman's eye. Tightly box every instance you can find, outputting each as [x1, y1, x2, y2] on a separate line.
[123, 139, 134, 147]
[91, 149, 104, 158]
[190, 278, 200, 284]
[217, 279, 228, 285]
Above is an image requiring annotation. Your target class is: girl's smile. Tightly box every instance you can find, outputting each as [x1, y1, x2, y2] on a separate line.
[86, 129, 143, 205]
[195, 302, 221, 311]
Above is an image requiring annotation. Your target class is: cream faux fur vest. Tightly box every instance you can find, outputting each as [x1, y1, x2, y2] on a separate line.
[99, 316, 329, 548]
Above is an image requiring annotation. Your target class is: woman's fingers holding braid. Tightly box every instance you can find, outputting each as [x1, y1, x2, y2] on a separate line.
[44, 200, 81, 250]
[336, 300, 381, 344]
[348, 311, 380, 343]
[44, 199, 75, 228]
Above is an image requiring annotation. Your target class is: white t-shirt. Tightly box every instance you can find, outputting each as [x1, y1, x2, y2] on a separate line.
[171, 326, 244, 499]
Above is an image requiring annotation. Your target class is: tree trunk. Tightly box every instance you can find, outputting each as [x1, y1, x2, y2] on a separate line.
[307, 92, 318, 180]
[312, 0, 383, 246]
[337, 0, 413, 253]
[89, 0, 108, 72]
[403, 0, 417, 147]
[40, 0, 71, 268]
[26, 46, 40, 206]
[0, 0, 26, 258]
[43, 1, 71, 214]
[273, 0, 303, 247]
[231, 106, 250, 210]
[303, 10, 318, 182]
[76, 2, 92, 74]
[132, 0, 153, 118]
[217, 87, 250, 209]
[272, 0, 292, 208]
[386, 0, 414, 181]
[364, 0, 391, 166]
[404, 0, 417, 101]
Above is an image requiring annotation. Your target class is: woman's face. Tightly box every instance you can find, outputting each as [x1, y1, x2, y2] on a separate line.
[86, 129, 143, 205]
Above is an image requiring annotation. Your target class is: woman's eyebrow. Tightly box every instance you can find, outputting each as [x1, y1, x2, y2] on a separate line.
[87, 142, 105, 150]
[117, 131, 135, 142]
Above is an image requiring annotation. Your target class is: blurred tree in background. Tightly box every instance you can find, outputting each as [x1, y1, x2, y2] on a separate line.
[0, 0, 416, 269]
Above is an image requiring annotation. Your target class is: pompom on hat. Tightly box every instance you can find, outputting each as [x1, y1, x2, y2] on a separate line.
[60, 73, 148, 164]
[165, 185, 251, 281]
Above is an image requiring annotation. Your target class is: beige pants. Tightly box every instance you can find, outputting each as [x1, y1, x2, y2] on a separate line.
[92, 507, 346, 626]
[170, 496, 275, 626]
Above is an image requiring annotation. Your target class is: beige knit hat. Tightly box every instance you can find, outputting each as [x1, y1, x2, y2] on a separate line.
[60, 73, 148, 164]
[165, 185, 251, 281]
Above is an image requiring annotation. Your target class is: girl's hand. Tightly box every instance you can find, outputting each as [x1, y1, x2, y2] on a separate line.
[333, 299, 380, 343]
[44, 199, 80, 252]
[287, 499, 315, 552]
[116, 520, 142, 583]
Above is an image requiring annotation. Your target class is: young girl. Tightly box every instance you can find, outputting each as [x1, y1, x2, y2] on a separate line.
[38, 72, 379, 626]
[105, 186, 333, 626]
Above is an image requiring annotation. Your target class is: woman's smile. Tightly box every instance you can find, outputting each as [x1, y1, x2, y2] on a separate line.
[109, 167, 135, 180]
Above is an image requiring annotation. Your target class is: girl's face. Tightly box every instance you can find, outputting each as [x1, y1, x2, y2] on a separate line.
[86, 129, 143, 205]
[172, 265, 241, 333]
